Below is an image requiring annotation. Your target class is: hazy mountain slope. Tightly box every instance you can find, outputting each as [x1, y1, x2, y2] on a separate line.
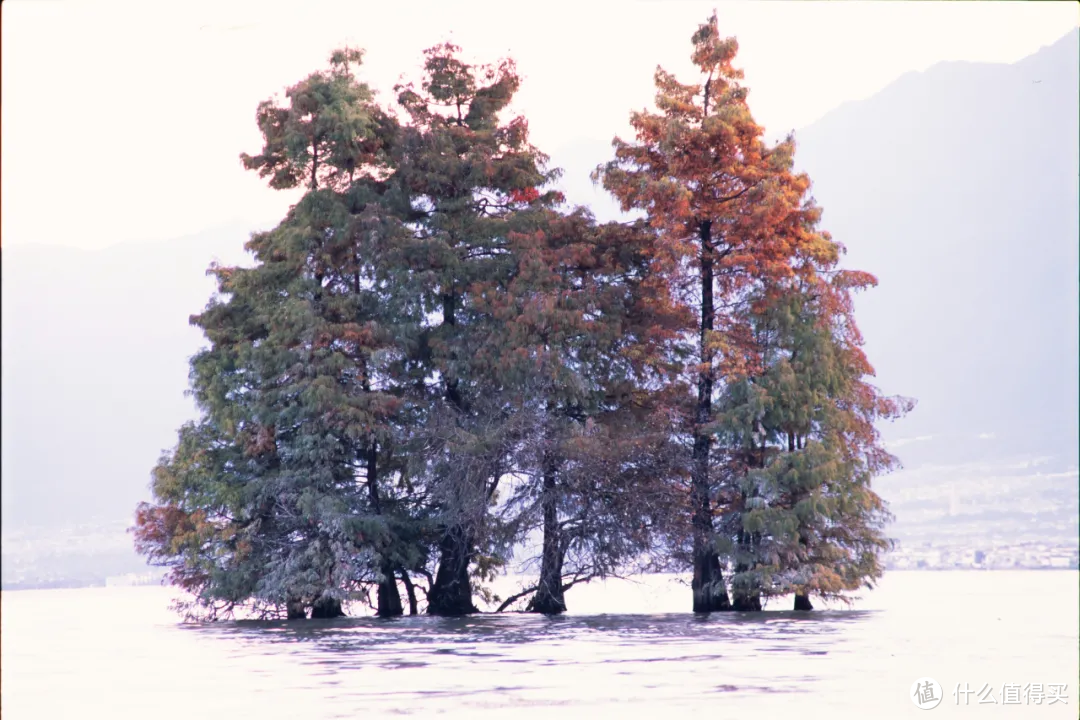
[791, 30, 1079, 554]
[794, 29, 1079, 466]
[1, 224, 254, 529]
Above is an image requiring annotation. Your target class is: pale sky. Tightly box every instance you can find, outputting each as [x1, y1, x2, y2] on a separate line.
[3, 0, 1077, 250]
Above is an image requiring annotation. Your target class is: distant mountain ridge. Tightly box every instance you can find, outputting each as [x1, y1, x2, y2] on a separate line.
[789, 29, 1079, 551]
[794, 28, 1079, 465]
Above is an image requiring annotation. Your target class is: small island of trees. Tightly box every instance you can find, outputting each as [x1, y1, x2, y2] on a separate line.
[134, 13, 912, 620]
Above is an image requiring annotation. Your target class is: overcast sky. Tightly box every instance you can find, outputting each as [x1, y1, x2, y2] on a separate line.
[3, 0, 1077, 250]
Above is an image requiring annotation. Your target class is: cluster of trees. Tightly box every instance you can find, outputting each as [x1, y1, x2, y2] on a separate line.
[134, 15, 911, 620]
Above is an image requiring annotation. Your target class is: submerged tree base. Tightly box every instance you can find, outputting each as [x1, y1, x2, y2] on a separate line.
[428, 530, 480, 616]
[691, 554, 731, 612]
[310, 597, 346, 619]
[793, 593, 814, 611]
[526, 589, 567, 615]
[427, 594, 479, 616]
[692, 587, 732, 613]
[692, 595, 730, 612]
[401, 570, 419, 615]
[731, 594, 762, 612]
[377, 574, 404, 618]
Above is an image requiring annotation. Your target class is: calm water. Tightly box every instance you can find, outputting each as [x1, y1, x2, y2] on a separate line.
[2, 571, 1077, 718]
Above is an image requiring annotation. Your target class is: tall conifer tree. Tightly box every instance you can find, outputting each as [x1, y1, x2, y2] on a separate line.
[596, 13, 829, 612]
[715, 256, 912, 610]
[390, 43, 560, 615]
[480, 213, 685, 613]
[135, 49, 413, 619]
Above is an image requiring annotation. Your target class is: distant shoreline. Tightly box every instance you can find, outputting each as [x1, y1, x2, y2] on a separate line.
[4, 566, 1079, 593]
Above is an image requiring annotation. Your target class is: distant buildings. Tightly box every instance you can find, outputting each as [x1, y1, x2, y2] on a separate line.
[105, 571, 165, 587]
[885, 541, 1079, 571]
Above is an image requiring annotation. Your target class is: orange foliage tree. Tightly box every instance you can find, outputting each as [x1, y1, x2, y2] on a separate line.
[597, 12, 906, 611]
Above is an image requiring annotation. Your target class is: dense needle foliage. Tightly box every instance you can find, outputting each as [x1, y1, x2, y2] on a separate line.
[135, 17, 910, 620]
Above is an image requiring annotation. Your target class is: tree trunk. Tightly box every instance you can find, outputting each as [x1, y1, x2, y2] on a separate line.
[364, 437, 403, 618]
[691, 220, 730, 613]
[377, 566, 404, 618]
[442, 292, 466, 411]
[286, 598, 307, 620]
[401, 569, 418, 615]
[730, 574, 761, 610]
[731, 592, 762, 612]
[692, 539, 729, 612]
[793, 593, 814, 611]
[691, 430, 728, 612]
[427, 289, 479, 616]
[310, 596, 346, 619]
[529, 457, 566, 614]
[428, 526, 478, 615]
[731, 530, 762, 611]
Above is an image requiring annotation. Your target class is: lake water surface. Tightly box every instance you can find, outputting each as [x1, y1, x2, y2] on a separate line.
[2, 571, 1077, 718]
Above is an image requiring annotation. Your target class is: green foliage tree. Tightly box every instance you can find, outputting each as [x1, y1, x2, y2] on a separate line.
[388, 43, 563, 615]
[480, 213, 687, 614]
[714, 265, 913, 610]
[136, 49, 417, 620]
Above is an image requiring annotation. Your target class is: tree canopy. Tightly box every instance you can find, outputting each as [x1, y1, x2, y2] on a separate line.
[135, 17, 910, 620]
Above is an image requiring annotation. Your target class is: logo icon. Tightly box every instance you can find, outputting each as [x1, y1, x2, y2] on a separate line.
[911, 677, 943, 710]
